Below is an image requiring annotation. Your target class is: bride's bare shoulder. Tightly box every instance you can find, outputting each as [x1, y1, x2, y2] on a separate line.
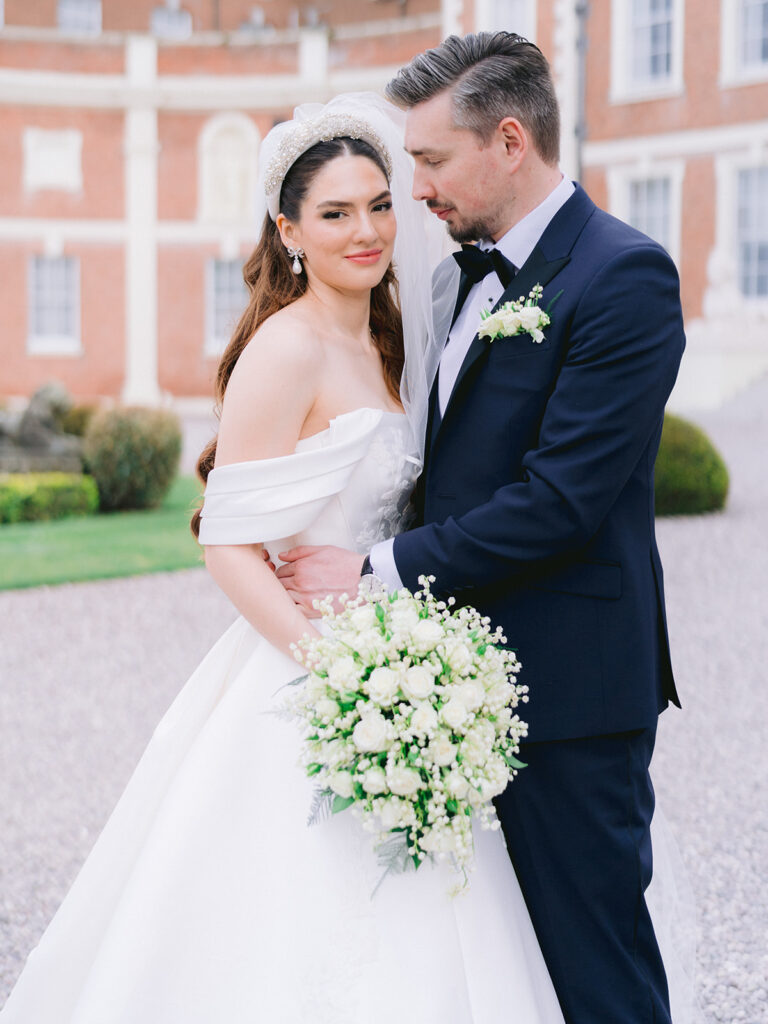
[234, 304, 324, 379]
[215, 305, 323, 465]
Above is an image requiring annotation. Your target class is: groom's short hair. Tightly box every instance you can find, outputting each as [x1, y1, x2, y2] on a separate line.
[386, 32, 560, 166]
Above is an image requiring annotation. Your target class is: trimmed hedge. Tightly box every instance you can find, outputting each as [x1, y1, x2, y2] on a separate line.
[0, 472, 99, 524]
[83, 407, 182, 511]
[655, 414, 729, 516]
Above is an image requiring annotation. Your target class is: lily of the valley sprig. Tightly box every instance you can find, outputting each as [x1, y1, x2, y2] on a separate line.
[478, 284, 561, 345]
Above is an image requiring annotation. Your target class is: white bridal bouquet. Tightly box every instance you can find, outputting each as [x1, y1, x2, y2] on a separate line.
[287, 577, 529, 881]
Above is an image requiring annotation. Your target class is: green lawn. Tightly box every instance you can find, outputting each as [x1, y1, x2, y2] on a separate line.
[0, 476, 205, 591]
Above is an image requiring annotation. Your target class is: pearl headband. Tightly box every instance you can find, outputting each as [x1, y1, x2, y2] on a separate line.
[261, 111, 393, 221]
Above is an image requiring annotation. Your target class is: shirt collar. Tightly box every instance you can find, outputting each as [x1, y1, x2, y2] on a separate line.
[481, 175, 575, 269]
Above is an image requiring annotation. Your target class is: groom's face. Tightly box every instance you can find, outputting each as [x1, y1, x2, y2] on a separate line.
[404, 90, 512, 243]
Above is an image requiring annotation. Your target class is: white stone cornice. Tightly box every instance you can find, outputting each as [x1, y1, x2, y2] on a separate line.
[583, 120, 768, 166]
[0, 67, 402, 110]
[0, 218, 126, 241]
[0, 16, 441, 47]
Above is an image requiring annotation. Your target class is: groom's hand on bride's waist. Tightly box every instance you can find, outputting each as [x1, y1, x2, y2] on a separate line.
[276, 545, 365, 616]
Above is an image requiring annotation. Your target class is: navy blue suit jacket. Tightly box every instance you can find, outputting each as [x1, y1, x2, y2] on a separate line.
[393, 185, 685, 743]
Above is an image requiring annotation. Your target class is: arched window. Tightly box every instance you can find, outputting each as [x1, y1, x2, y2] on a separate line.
[198, 114, 260, 224]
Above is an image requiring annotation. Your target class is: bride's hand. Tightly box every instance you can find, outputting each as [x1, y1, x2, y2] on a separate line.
[276, 546, 365, 616]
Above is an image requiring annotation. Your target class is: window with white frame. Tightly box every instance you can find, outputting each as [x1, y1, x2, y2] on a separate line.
[628, 176, 672, 251]
[741, 0, 768, 67]
[737, 166, 768, 297]
[611, 0, 683, 100]
[606, 161, 683, 266]
[57, 0, 101, 34]
[631, 0, 673, 84]
[151, 3, 193, 40]
[28, 256, 81, 355]
[199, 114, 259, 224]
[205, 259, 247, 356]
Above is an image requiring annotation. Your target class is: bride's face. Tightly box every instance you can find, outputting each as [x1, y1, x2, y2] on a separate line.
[278, 154, 396, 293]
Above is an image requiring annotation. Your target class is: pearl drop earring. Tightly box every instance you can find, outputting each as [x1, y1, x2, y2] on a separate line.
[286, 246, 305, 275]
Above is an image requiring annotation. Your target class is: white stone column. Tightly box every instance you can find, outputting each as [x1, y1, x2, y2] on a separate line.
[299, 27, 329, 88]
[553, 0, 580, 181]
[122, 36, 160, 405]
[441, 0, 462, 39]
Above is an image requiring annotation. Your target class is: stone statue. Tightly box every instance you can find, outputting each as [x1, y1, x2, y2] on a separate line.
[0, 381, 83, 473]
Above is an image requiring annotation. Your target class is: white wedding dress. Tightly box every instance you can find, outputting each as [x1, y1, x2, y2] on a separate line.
[0, 407, 568, 1024]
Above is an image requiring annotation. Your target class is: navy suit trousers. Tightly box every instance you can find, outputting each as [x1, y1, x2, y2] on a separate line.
[495, 727, 671, 1024]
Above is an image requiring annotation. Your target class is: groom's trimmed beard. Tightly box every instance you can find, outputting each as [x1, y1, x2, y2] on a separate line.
[428, 200, 507, 245]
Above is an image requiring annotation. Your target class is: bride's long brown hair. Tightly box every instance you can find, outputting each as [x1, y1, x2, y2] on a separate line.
[191, 137, 404, 537]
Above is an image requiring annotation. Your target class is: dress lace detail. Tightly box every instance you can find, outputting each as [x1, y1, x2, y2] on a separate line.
[353, 422, 420, 550]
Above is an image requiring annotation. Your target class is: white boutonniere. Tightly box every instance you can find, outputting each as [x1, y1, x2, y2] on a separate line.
[478, 284, 562, 345]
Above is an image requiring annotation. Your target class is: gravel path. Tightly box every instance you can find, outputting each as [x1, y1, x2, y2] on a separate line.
[1, 379, 767, 1020]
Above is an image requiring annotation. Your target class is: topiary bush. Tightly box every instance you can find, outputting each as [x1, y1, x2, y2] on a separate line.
[655, 413, 729, 516]
[83, 407, 182, 511]
[61, 403, 98, 438]
[0, 472, 99, 523]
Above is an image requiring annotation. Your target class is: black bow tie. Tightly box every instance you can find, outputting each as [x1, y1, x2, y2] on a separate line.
[453, 245, 516, 288]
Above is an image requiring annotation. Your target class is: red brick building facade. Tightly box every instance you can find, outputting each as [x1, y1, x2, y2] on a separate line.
[1, 1, 766, 412]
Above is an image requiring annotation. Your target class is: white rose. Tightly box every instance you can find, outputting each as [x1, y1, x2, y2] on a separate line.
[305, 674, 328, 700]
[467, 786, 485, 807]
[346, 626, 384, 661]
[445, 769, 470, 799]
[517, 306, 542, 332]
[321, 738, 349, 767]
[378, 797, 407, 830]
[409, 702, 439, 735]
[365, 666, 401, 706]
[441, 696, 469, 730]
[315, 697, 340, 721]
[478, 775, 507, 800]
[444, 639, 473, 674]
[499, 309, 523, 335]
[386, 763, 422, 796]
[478, 310, 505, 339]
[457, 680, 485, 712]
[402, 665, 435, 702]
[410, 619, 444, 655]
[426, 734, 458, 767]
[327, 655, 360, 692]
[328, 772, 354, 799]
[349, 604, 378, 631]
[388, 601, 421, 635]
[362, 766, 388, 795]
[352, 712, 389, 753]
[420, 827, 456, 854]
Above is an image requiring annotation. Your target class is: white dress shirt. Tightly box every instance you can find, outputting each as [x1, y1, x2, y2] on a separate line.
[371, 175, 576, 589]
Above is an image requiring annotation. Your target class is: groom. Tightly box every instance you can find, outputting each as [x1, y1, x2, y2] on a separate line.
[277, 32, 685, 1023]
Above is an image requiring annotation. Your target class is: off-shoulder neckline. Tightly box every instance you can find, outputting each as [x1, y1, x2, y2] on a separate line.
[295, 406, 405, 448]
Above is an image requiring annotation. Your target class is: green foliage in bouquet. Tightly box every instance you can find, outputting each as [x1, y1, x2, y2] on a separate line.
[0, 472, 99, 524]
[83, 407, 182, 511]
[655, 414, 729, 516]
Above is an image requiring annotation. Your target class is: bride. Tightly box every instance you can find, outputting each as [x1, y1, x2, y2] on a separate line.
[0, 95, 568, 1023]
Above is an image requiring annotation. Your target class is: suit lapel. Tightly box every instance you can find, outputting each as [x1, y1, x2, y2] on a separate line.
[429, 246, 570, 455]
[425, 183, 596, 458]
